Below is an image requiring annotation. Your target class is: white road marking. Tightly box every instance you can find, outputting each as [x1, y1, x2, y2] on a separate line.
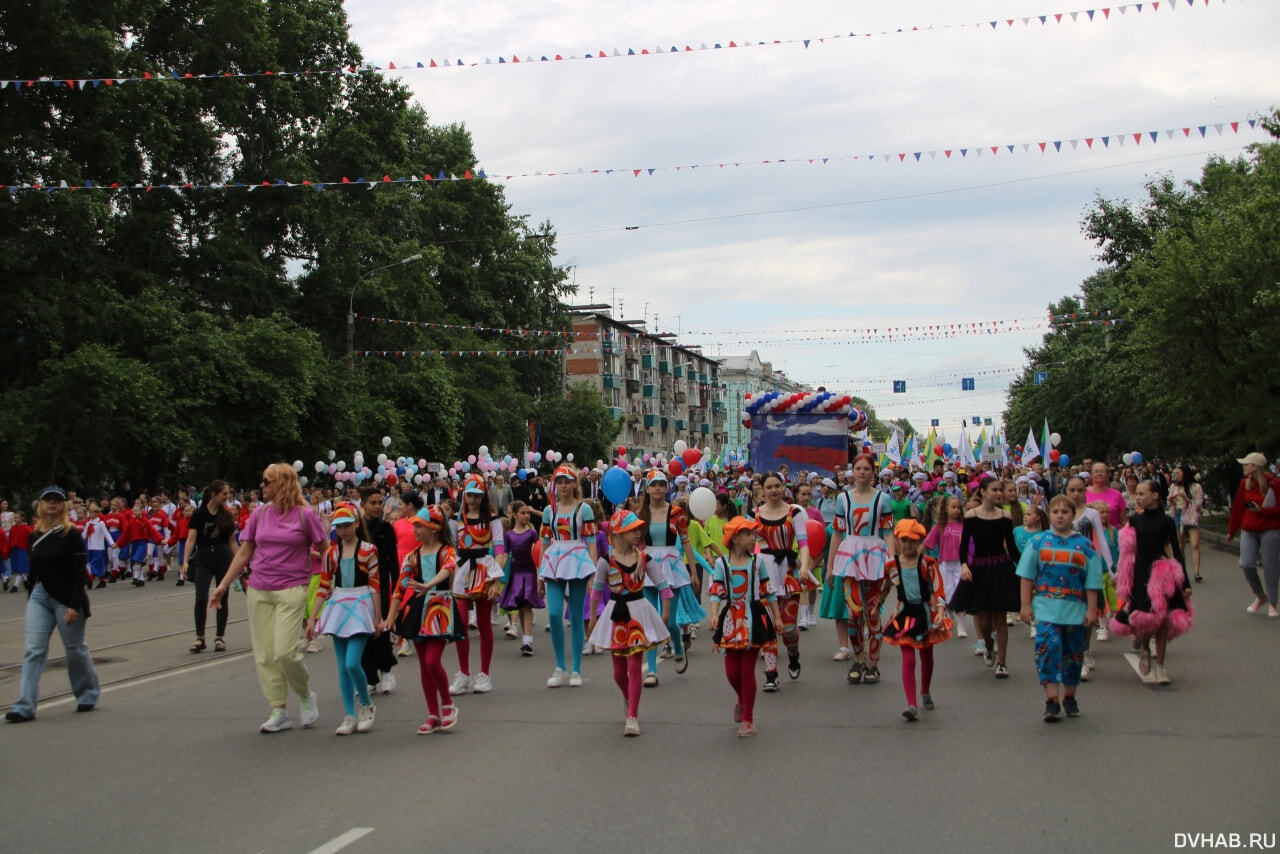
[308, 827, 374, 854]
[38, 650, 253, 709]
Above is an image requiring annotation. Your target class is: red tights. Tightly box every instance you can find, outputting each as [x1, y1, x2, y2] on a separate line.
[900, 646, 934, 707]
[455, 599, 494, 675]
[611, 653, 643, 718]
[415, 639, 452, 718]
[724, 648, 760, 724]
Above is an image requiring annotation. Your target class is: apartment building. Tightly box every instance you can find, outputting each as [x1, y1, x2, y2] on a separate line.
[567, 312, 728, 456]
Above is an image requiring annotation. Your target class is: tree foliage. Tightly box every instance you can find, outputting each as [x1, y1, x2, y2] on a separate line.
[536, 382, 624, 468]
[1005, 112, 1280, 464]
[0, 1, 573, 496]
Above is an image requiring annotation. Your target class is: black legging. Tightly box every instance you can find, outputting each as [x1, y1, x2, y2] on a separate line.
[192, 548, 232, 637]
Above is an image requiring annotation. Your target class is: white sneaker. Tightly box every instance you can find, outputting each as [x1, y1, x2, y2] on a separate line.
[356, 703, 375, 733]
[1095, 626, 1109, 642]
[472, 672, 492, 693]
[833, 647, 851, 661]
[396, 638, 413, 657]
[1083, 650, 1096, 672]
[623, 716, 640, 737]
[1080, 662, 1092, 682]
[1154, 662, 1171, 684]
[547, 667, 567, 688]
[305, 638, 322, 654]
[569, 671, 583, 687]
[376, 671, 396, 694]
[582, 642, 596, 656]
[299, 691, 320, 728]
[449, 671, 473, 695]
[807, 612, 817, 628]
[260, 708, 291, 733]
[956, 622, 968, 638]
[335, 715, 357, 736]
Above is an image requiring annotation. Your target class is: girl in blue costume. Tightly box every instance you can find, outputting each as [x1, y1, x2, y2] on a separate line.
[307, 504, 383, 735]
[638, 469, 706, 685]
[537, 465, 598, 688]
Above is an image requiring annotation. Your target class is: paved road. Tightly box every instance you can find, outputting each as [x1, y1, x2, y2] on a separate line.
[3, 540, 1277, 854]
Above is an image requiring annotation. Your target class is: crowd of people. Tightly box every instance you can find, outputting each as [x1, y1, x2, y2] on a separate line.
[4, 447, 1278, 735]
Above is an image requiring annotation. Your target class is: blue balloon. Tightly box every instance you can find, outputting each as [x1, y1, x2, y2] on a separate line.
[1132, 451, 1143, 464]
[943, 443, 953, 455]
[460, 461, 471, 473]
[602, 466, 633, 505]
[1059, 454, 1070, 467]
[396, 465, 406, 475]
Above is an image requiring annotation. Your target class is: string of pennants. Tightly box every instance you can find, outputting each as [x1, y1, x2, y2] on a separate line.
[0, 0, 1228, 92]
[356, 314, 574, 339]
[3, 117, 1261, 196]
[355, 348, 575, 358]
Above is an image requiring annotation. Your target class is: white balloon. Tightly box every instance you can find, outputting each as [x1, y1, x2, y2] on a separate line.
[413, 474, 424, 485]
[382, 435, 392, 448]
[292, 460, 304, 472]
[377, 453, 388, 464]
[1122, 453, 1133, 465]
[336, 461, 346, 471]
[566, 453, 574, 462]
[327, 450, 336, 460]
[688, 487, 716, 521]
[299, 476, 308, 487]
[1050, 432, 1062, 447]
[314, 460, 325, 473]
[478, 445, 489, 456]
[673, 440, 688, 455]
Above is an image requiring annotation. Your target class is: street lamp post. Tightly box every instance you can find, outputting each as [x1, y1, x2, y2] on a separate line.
[347, 252, 424, 363]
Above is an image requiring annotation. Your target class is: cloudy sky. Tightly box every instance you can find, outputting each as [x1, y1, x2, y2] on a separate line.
[344, 0, 1276, 440]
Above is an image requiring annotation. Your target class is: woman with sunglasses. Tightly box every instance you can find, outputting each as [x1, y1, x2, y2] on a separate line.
[211, 463, 328, 733]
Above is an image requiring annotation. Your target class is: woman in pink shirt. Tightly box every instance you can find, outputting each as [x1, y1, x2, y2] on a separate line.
[1086, 462, 1127, 530]
[211, 463, 329, 733]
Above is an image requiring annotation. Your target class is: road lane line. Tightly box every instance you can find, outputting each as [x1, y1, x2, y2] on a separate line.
[308, 827, 374, 854]
[36, 650, 253, 709]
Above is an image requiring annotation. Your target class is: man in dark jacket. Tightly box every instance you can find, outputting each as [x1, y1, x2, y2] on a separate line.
[358, 486, 400, 693]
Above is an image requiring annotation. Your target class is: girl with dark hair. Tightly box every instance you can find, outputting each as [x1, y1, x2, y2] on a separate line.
[828, 454, 891, 684]
[448, 475, 507, 695]
[637, 468, 705, 685]
[1170, 464, 1205, 582]
[752, 471, 814, 691]
[950, 475, 1022, 679]
[183, 480, 240, 653]
[537, 465, 598, 688]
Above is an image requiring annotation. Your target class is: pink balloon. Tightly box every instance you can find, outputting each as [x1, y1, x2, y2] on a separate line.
[467, 454, 477, 464]
[525, 451, 536, 462]
[327, 464, 336, 475]
[642, 453, 651, 462]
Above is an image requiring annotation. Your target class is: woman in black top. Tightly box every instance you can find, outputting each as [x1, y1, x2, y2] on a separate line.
[5, 485, 101, 722]
[951, 477, 1022, 679]
[181, 480, 240, 652]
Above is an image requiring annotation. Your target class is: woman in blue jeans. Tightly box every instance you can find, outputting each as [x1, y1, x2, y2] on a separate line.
[6, 485, 101, 723]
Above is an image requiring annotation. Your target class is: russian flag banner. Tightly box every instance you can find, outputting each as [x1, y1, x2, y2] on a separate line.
[749, 414, 848, 476]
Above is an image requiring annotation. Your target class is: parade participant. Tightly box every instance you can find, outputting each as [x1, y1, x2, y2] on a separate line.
[752, 471, 813, 691]
[950, 476, 1021, 678]
[5, 486, 100, 723]
[183, 480, 239, 653]
[81, 503, 113, 590]
[1174, 464, 1205, 582]
[1111, 479, 1195, 684]
[355, 486, 400, 695]
[828, 454, 891, 685]
[392, 505, 462, 733]
[143, 495, 173, 581]
[1064, 475, 1114, 676]
[498, 502, 544, 655]
[307, 505, 383, 735]
[537, 465, 598, 688]
[638, 468, 705, 683]
[1227, 452, 1280, 617]
[924, 495, 968, 639]
[116, 502, 161, 587]
[587, 510, 671, 737]
[448, 475, 507, 695]
[392, 490, 425, 656]
[1086, 462, 1127, 529]
[710, 516, 780, 738]
[170, 501, 191, 586]
[1018, 495, 1103, 721]
[794, 481, 823, 628]
[881, 519, 952, 721]
[210, 463, 327, 734]
[7, 512, 31, 592]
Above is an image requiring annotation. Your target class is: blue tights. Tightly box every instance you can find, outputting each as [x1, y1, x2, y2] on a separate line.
[333, 634, 371, 716]
[643, 588, 662, 673]
[545, 578, 588, 672]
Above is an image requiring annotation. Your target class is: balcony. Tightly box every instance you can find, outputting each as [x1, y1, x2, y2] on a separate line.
[659, 360, 671, 374]
[701, 423, 712, 434]
[602, 373, 619, 389]
[673, 364, 684, 378]
[675, 391, 687, 404]
[676, 419, 687, 430]
[608, 406, 624, 420]
[644, 413, 658, 428]
[642, 384, 657, 398]
[712, 401, 725, 413]
[698, 372, 709, 383]
[625, 349, 638, 363]
[641, 354, 654, 369]
[626, 379, 641, 395]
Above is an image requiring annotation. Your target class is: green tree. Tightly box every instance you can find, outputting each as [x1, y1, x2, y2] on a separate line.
[535, 382, 623, 468]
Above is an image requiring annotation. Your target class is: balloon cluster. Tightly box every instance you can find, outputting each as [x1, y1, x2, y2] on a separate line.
[1122, 451, 1144, 465]
[744, 390, 857, 416]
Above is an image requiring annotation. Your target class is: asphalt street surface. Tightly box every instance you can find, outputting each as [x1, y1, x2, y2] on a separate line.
[2, 539, 1276, 854]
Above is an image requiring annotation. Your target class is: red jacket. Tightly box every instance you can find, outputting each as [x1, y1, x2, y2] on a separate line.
[1228, 473, 1280, 537]
[0, 526, 8, 558]
[116, 514, 163, 547]
[9, 523, 32, 551]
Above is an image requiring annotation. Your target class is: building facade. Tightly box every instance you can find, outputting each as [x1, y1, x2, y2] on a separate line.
[718, 350, 810, 452]
[566, 312, 728, 457]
